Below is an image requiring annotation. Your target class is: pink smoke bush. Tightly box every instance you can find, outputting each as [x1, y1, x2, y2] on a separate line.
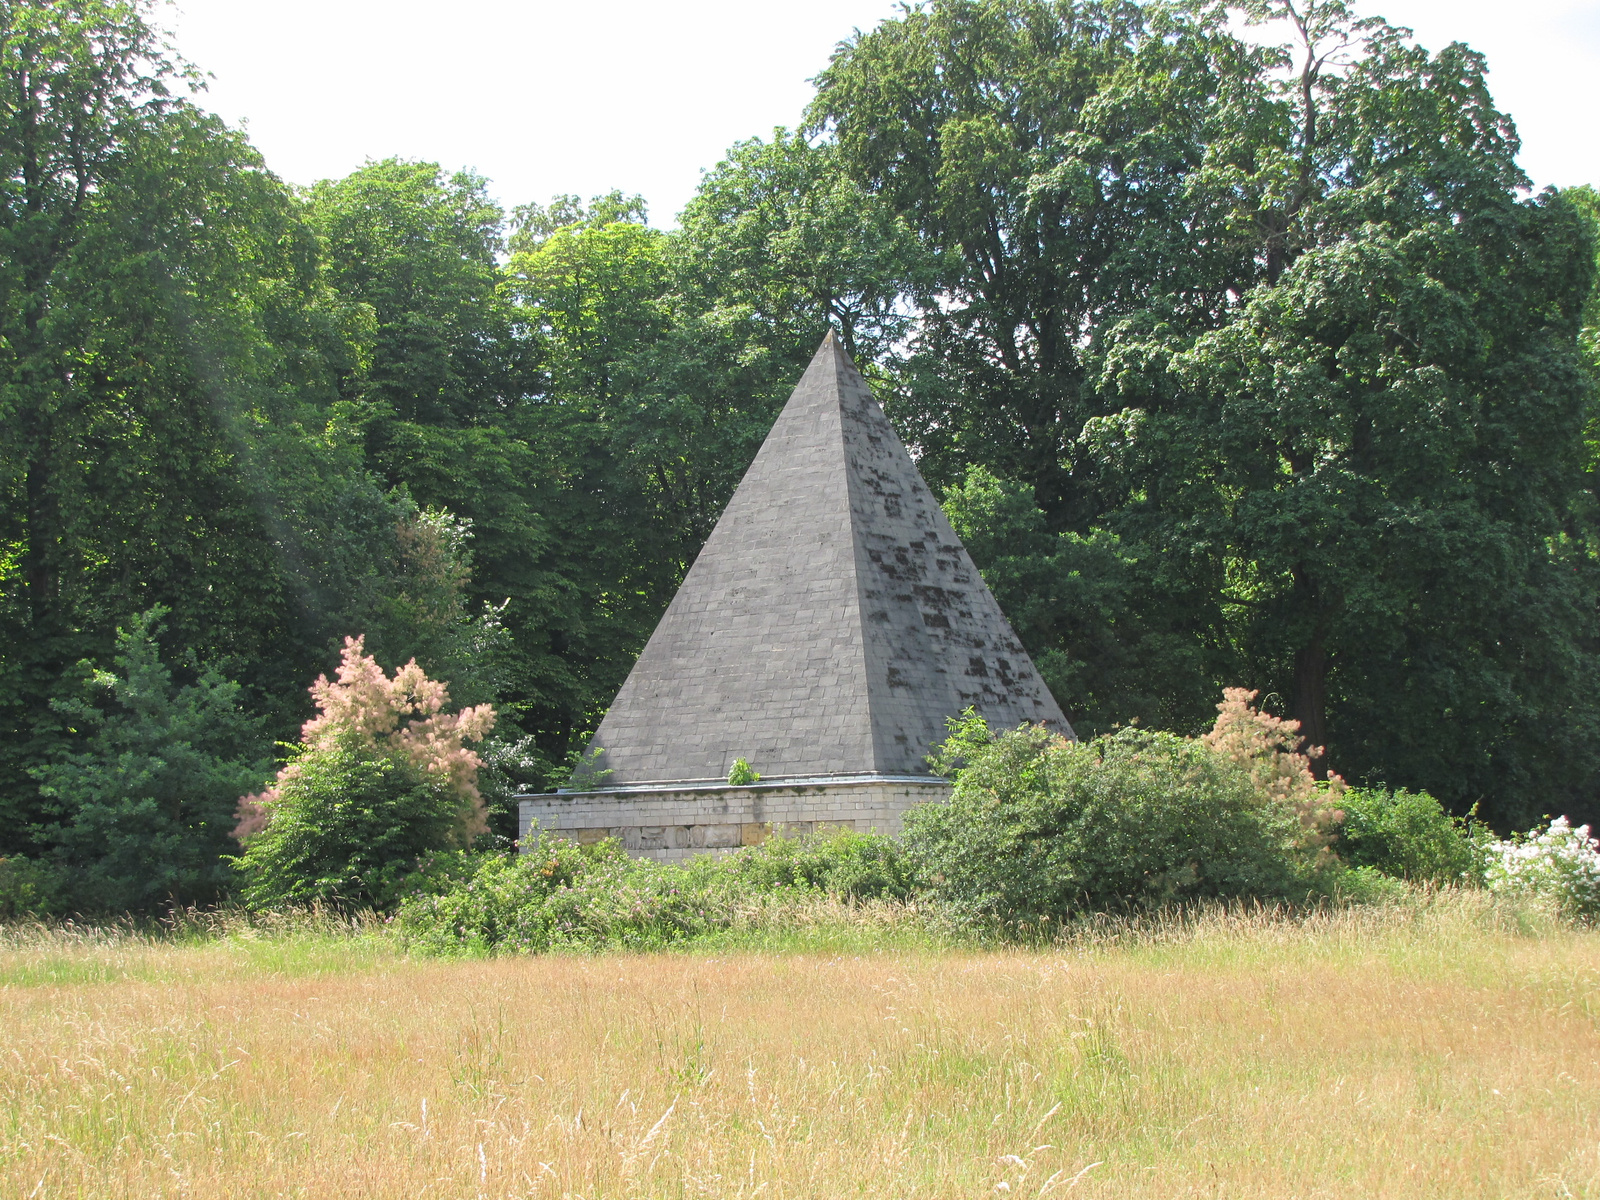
[1203, 688, 1344, 850]
[234, 636, 495, 841]
[233, 792, 272, 841]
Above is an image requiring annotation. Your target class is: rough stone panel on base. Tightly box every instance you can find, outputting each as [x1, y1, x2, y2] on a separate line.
[691, 824, 742, 849]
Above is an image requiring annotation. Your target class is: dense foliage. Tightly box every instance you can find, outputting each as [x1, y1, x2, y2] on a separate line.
[396, 828, 914, 955]
[1334, 788, 1482, 884]
[2, 0, 1600, 908]
[399, 705, 1585, 954]
[903, 724, 1318, 920]
[33, 608, 266, 910]
[902, 691, 1350, 922]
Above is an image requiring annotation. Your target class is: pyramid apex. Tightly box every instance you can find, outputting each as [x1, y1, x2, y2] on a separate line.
[817, 327, 854, 368]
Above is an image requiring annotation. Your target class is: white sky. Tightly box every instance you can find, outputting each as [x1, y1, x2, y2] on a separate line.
[165, 0, 1600, 226]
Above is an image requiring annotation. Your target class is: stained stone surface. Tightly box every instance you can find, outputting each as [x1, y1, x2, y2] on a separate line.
[520, 777, 951, 864]
[583, 333, 1072, 787]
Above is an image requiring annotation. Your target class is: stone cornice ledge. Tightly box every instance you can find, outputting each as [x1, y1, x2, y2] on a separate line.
[522, 773, 948, 799]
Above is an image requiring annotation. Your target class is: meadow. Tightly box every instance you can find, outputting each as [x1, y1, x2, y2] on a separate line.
[2, 893, 1596, 1199]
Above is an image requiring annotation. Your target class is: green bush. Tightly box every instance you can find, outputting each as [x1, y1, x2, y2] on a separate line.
[397, 836, 746, 955]
[235, 730, 471, 911]
[395, 836, 620, 954]
[901, 723, 1322, 925]
[715, 827, 913, 900]
[1331, 865, 1415, 905]
[1334, 788, 1481, 884]
[396, 828, 912, 955]
[0, 857, 69, 917]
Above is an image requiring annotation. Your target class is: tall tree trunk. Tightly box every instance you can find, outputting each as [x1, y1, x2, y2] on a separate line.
[1292, 627, 1329, 775]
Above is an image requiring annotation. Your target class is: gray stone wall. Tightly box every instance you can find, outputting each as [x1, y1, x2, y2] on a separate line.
[518, 778, 949, 864]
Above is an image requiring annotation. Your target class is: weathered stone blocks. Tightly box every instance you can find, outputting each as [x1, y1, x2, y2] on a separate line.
[517, 777, 949, 864]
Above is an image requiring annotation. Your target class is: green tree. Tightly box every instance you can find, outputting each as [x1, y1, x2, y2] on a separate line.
[503, 194, 803, 758]
[33, 608, 268, 911]
[1107, 1, 1598, 819]
[380, 507, 510, 708]
[305, 158, 526, 431]
[679, 130, 929, 365]
[1, 0, 190, 840]
[943, 465, 1216, 732]
[1, 0, 185, 646]
[1570, 185, 1600, 370]
[302, 162, 545, 712]
[0, 2, 407, 846]
[1563, 182, 1600, 567]
[810, 0, 1258, 521]
[512, 197, 779, 563]
[815, 0, 1599, 824]
[307, 170, 673, 791]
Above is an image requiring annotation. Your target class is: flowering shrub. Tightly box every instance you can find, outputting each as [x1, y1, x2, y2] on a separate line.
[235, 635, 495, 843]
[1203, 688, 1344, 855]
[233, 638, 495, 910]
[1484, 817, 1600, 918]
[236, 731, 472, 910]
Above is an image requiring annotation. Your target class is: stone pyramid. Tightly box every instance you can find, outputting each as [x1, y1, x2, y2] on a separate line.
[585, 333, 1072, 788]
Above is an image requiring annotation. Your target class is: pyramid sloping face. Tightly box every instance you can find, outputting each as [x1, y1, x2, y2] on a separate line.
[586, 335, 1072, 787]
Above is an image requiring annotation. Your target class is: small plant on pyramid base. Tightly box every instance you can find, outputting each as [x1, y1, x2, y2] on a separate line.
[728, 758, 761, 786]
[232, 636, 495, 910]
[565, 745, 613, 790]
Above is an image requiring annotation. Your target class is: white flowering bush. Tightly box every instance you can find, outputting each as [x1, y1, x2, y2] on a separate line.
[1483, 817, 1600, 918]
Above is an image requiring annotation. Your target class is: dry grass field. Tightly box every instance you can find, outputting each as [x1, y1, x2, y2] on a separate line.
[1, 895, 1597, 1199]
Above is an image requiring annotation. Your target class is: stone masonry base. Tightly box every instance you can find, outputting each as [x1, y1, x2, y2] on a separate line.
[516, 776, 950, 864]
